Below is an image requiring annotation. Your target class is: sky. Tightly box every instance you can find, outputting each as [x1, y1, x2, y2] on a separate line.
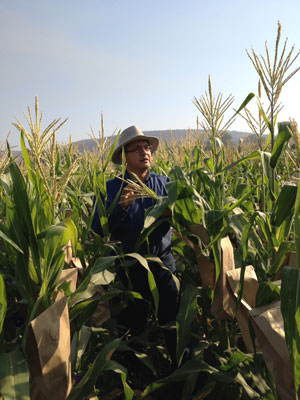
[1, 0, 300, 149]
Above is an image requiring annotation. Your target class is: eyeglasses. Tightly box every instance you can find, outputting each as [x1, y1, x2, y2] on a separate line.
[125, 144, 153, 154]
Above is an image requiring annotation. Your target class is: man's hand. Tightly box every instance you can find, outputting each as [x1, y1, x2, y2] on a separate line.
[120, 184, 137, 210]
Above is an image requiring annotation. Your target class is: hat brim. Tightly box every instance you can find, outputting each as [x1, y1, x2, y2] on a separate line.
[112, 135, 159, 165]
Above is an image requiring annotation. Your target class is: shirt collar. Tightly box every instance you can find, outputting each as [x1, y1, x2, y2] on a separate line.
[124, 169, 151, 183]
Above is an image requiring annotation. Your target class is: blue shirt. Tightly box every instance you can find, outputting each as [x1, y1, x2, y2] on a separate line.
[92, 170, 175, 272]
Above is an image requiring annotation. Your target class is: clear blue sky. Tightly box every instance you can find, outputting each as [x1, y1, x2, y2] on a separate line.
[1, 0, 300, 149]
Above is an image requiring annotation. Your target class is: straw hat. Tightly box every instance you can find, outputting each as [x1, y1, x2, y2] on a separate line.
[112, 125, 159, 165]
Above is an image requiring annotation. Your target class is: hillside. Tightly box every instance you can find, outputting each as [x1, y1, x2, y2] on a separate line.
[69, 129, 251, 153]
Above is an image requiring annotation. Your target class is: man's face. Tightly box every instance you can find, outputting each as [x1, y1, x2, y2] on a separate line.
[122, 139, 153, 173]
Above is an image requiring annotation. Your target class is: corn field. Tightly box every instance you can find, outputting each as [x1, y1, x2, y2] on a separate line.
[1, 22, 300, 400]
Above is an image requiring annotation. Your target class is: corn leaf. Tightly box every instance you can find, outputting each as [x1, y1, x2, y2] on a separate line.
[166, 180, 194, 205]
[67, 338, 124, 400]
[281, 266, 300, 398]
[294, 177, 300, 267]
[217, 150, 261, 175]
[0, 229, 24, 253]
[267, 241, 295, 277]
[0, 348, 30, 400]
[125, 253, 159, 316]
[176, 285, 198, 366]
[233, 92, 255, 116]
[71, 326, 91, 369]
[260, 152, 273, 193]
[139, 356, 260, 399]
[9, 163, 41, 276]
[103, 130, 120, 171]
[219, 350, 253, 372]
[0, 273, 7, 334]
[69, 298, 100, 330]
[206, 210, 224, 238]
[174, 197, 202, 226]
[63, 218, 78, 256]
[143, 196, 170, 229]
[94, 171, 110, 237]
[257, 98, 272, 133]
[42, 225, 66, 274]
[71, 255, 117, 301]
[270, 121, 292, 168]
[137, 359, 213, 398]
[271, 184, 297, 226]
[20, 130, 35, 187]
[137, 217, 170, 251]
[255, 281, 280, 308]
[79, 253, 159, 314]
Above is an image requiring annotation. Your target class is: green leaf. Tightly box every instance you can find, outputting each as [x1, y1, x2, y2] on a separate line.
[294, 178, 300, 268]
[91, 255, 118, 274]
[267, 241, 295, 278]
[258, 102, 272, 132]
[0, 348, 30, 400]
[57, 280, 73, 297]
[233, 92, 255, 116]
[138, 217, 170, 250]
[174, 197, 202, 226]
[71, 326, 91, 369]
[260, 152, 273, 191]
[125, 253, 159, 316]
[270, 121, 292, 168]
[94, 180, 109, 236]
[166, 180, 194, 205]
[176, 285, 198, 366]
[37, 224, 66, 240]
[70, 271, 115, 305]
[234, 372, 261, 399]
[103, 130, 121, 171]
[71, 256, 117, 302]
[223, 185, 259, 215]
[137, 359, 214, 398]
[63, 218, 78, 255]
[255, 281, 280, 308]
[219, 350, 252, 372]
[281, 266, 300, 398]
[42, 225, 66, 277]
[69, 298, 100, 330]
[67, 338, 122, 400]
[241, 213, 257, 264]
[255, 212, 274, 248]
[9, 162, 41, 276]
[206, 210, 224, 238]
[217, 150, 261, 176]
[143, 197, 170, 229]
[204, 157, 214, 173]
[0, 229, 24, 253]
[120, 370, 134, 400]
[271, 184, 297, 226]
[0, 273, 7, 334]
[20, 130, 36, 187]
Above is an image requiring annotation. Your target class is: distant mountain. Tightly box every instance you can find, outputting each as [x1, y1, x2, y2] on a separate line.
[69, 129, 251, 153]
[8, 129, 252, 157]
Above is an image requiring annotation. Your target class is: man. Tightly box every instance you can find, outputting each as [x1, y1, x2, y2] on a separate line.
[92, 125, 179, 362]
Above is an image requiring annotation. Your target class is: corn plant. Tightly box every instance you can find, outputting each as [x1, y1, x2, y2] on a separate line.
[12, 97, 79, 215]
[246, 21, 300, 151]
